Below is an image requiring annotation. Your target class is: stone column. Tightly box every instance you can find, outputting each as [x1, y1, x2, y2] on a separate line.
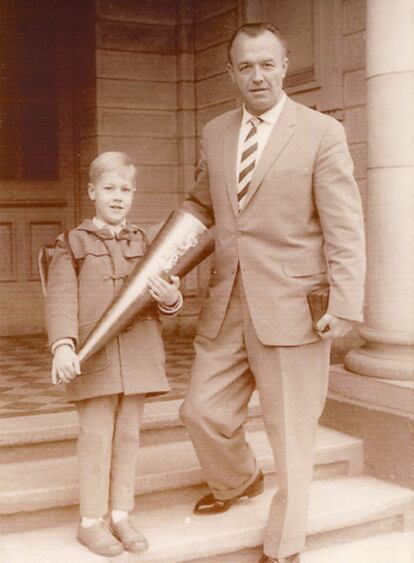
[345, 0, 414, 380]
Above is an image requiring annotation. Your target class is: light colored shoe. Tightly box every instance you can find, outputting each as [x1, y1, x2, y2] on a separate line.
[77, 520, 124, 557]
[112, 519, 149, 553]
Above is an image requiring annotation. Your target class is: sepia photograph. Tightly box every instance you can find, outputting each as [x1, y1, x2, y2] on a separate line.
[0, 1, 413, 561]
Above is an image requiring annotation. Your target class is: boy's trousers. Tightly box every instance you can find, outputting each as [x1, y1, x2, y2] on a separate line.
[75, 393, 145, 518]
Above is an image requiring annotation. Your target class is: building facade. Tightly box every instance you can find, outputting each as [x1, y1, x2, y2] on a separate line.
[1, 0, 413, 381]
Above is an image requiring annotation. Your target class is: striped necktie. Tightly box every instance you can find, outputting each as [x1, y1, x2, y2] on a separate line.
[238, 117, 262, 208]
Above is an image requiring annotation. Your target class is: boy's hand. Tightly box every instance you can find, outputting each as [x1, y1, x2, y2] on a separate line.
[52, 344, 81, 385]
[148, 274, 180, 307]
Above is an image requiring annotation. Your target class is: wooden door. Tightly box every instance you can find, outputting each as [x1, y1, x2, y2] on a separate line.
[0, 1, 76, 335]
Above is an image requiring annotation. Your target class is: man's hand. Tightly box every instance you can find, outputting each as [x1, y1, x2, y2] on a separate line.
[316, 313, 353, 340]
[148, 274, 180, 307]
[52, 344, 81, 385]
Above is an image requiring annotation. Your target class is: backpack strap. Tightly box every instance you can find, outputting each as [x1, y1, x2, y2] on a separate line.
[63, 229, 79, 276]
[39, 229, 80, 297]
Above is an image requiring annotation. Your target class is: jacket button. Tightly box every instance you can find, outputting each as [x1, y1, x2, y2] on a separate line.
[237, 232, 243, 238]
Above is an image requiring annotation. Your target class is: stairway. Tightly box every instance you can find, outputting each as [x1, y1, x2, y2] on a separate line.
[0, 392, 413, 562]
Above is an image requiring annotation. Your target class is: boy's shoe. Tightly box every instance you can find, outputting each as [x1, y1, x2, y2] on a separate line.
[77, 520, 124, 557]
[111, 519, 149, 553]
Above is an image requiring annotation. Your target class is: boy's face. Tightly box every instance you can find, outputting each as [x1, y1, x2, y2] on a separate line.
[88, 167, 136, 226]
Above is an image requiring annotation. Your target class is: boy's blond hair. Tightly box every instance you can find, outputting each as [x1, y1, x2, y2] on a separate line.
[89, 151, 138, 186]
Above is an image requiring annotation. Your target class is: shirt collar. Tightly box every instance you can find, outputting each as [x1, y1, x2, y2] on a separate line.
[74, 218, 139, 240]
[92, 217, 126, 235]
[242, 91, 287, 126]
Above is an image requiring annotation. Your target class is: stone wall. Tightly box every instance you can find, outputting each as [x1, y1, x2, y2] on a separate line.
[343, 0, 367, 213]
[194, 1, 238, 136]
[76, 0, 182, 228]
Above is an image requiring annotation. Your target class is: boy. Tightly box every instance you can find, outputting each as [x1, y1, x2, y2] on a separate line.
[45, 151, 182, 557]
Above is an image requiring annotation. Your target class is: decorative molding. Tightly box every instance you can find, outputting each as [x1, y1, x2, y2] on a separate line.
[284, 66, 316, 89]
[0, 222, 17, 282]
[322, 108, 345, 122]
[329, 365, 414, 420]
[27, 221, 62, 281]
[0, 200, 67, 208]
[0, 323, 45, 337]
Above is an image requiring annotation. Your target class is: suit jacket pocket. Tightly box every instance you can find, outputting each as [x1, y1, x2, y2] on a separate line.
[283, 258, 327, 277]
[78, 321, 109, 374]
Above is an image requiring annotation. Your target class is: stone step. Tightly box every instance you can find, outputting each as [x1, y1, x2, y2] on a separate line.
[189, 531, 414, 562]
[0, 426, 363, 516]
[0, 476, 412, 562]
[304, 531, 414, 563]
[0, 394, 264, 463]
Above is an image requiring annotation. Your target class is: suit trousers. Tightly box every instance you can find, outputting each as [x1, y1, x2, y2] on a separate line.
[180, 271, 330, 558]
[75, 393, 145, 518]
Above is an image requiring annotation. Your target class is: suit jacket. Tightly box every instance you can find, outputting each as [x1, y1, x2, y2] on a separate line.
[45, 219, 170, 401]
[183, 96, 366, 346]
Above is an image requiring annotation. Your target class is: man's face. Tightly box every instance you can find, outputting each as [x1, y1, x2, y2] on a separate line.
[228, 31, 289, 116]
[88, 168, 135, 226]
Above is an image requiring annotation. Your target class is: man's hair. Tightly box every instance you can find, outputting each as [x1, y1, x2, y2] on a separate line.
[227, 22, 288, 63]
[89, 151, 138, 186]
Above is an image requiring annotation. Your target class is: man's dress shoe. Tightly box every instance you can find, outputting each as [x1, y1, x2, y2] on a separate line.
[194, 470, 264, 514]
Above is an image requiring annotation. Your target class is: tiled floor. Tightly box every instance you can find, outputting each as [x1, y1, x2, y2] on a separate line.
[0, 333, 195, 418]
[0, 333, 345, 420]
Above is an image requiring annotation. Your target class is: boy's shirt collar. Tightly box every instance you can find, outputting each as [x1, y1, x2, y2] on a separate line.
[92, 217, 125, 236]
[74, 218, 139, 240]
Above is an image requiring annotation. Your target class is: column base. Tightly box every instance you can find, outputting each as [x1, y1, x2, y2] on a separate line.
[322, 364, 414, 487]
[345, 345, 414, 381]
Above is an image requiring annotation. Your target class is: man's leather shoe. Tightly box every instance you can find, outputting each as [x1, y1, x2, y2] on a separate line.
[259, 553, 300, 563]
[194, 470, 264, 514]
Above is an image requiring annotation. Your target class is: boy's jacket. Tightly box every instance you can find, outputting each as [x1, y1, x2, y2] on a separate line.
[45, 219, 170, 402]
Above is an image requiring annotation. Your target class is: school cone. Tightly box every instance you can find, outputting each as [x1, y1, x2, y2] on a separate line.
[77, 210, 215, 364]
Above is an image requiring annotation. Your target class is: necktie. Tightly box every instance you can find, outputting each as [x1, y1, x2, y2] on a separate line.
[238, 117, 262, 208]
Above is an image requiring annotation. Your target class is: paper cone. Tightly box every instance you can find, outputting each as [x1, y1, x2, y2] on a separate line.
[77, 211, 214, 364]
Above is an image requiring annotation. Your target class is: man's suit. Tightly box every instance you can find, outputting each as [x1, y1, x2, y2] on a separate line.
[180, 96, 365, 558]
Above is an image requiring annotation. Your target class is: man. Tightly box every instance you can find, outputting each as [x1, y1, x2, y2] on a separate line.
[180, 23, 365, 563]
